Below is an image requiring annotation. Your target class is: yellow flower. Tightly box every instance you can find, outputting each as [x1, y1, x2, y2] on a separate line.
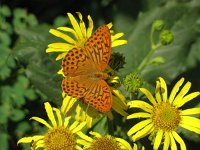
[127, 77, 200, 150]
[77, 131, 141, 150]
[61, 86, 128, 128]
[17, 102, 86, 150]
[46, 12, 127, 60]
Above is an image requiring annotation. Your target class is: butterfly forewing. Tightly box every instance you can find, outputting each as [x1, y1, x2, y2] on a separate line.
[84, 25, 111, 72]
[62, 47, 97, 77]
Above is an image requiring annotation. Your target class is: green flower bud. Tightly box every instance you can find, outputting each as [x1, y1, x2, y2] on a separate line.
[153, 20, 164, 31]
[159, 30, 174, 45]
[123, 73, 143, 93]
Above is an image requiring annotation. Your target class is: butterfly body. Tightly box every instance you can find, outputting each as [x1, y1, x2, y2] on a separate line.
[62, 25, 112, 112]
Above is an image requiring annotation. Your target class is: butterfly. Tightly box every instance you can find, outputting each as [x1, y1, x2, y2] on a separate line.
[61, 25, 112, 112]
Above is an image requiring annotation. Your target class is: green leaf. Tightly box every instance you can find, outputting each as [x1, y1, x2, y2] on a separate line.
[53, 16, 68, 27]
[0, 106, 9, 124]
[0, 5, 11, 17]
[10, 109, 25, 122]
[115, 2, 200, 83]
[0, 132, 8, 150]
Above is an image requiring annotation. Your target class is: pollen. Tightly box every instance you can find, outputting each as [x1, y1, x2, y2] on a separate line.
[90, 135, 121, 150]
[44, 126, 76, 150]
[151, 101, 181, 131]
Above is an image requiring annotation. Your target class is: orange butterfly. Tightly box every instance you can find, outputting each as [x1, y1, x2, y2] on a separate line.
[62, 25, 112, 112]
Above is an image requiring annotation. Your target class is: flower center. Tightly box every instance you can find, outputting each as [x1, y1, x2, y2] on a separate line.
[151, 101, 181, 131]
[44, 127, 76, 150]
[90, 136, 121, 150]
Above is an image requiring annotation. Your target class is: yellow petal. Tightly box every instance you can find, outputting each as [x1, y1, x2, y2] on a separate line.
[45, 102, 57, 127]
[111, 40, 128, 47]
[173, 81, 191, 106]
[89, 131, 101, 137]
[128, 100, 153, 113]
[168, 78, 184, 103]
[163, 132, 170, 150]
[107, 22, 113, 29]
[67, 13, 83, 39]
[132, 123, 153, 141]
[76, 12, 87, 38]
[115, 138, 132, 150]
[53, 108, 62, 126]
[57, 27, 78, 40]
[133, 143, 138, 150]
[127, 112, 151, 119]
[176, 92, 200, 108]
[71, 122, 86, 133]
[181, 108, 200, 115]
[155, 81, 162, 103]
[111, 32, 124, 40]
[86, 15, 93, 38]
[76, 139, 91, 148]
[112, 95, 128, 117]
[127, 119, 152, 136]
[153, 130, 163, 150]
[169, 132, 177, 150]
[140, 88, 157, 105]
[64, 116, 71, 127]
[179, 122, 200, 134]
[49, 29, 76, 44]
[181, 116, 200, 129]
[55, 52, 68, 60]
[30, 117, 52, 128]
[17, 135, 43, 144]
[158, 77, 168, 102]
[77, 131, 93, 142]
[172, 131, 186, 150]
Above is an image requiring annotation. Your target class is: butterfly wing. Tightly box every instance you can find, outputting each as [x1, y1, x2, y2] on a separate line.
[84, 25, 111, 72]
[84, 79, 112, 112]
[62, 47, 98, 77]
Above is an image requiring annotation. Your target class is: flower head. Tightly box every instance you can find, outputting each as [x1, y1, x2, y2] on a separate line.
[127, 77, 200, 150]
[46, 12, 127, 60]
[61, 88, 128, 128]
[77, 131, 139, 150]
[17, 102, 86, 150]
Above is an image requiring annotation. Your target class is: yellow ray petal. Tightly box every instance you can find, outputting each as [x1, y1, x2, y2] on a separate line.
[181, 108, 200, 115]
[153, 129, 163, 150]
[169, 132, 177, 150]
[179, 122, 200, 134]
[64, 116, 71, 127]
[49, 29, 76, 44]
[169, 78, 184, 103]
[163, 132, 170, 150]
[67, 13, 83, 39]
[127, 119, 152, 136]
[86, 15, 93, 38]
[158, 77, 168, 102]
[111, 32, 124, 40]
[76, 12, 87, 38]
[155, 81, 162, 103]
[181, 116, 200, 129]
[132, 123, 153, 141]
[172, 131, 186, 150]
[57, 27, 78, 40]
[140, 88, 157, 105]
[53, 108, 62, 126]
[115, 138, 132, 150]
[173, 81, 191, 106]
[77, 131, 93, 142]
[127, 112, 151, 119]
[176, 92, 200, 108]
[128, 100, 153, 113]
[71, 122, 86, 133]
[30, 117, 52, 128]
[45, 102, 57, 127]
[111, 40, 128, 47]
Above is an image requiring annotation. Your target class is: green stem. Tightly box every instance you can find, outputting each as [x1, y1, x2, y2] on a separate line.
[137, 27, 162, 72]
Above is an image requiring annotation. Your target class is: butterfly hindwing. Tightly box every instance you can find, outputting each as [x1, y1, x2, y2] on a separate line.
[83, 80, 112, 112]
